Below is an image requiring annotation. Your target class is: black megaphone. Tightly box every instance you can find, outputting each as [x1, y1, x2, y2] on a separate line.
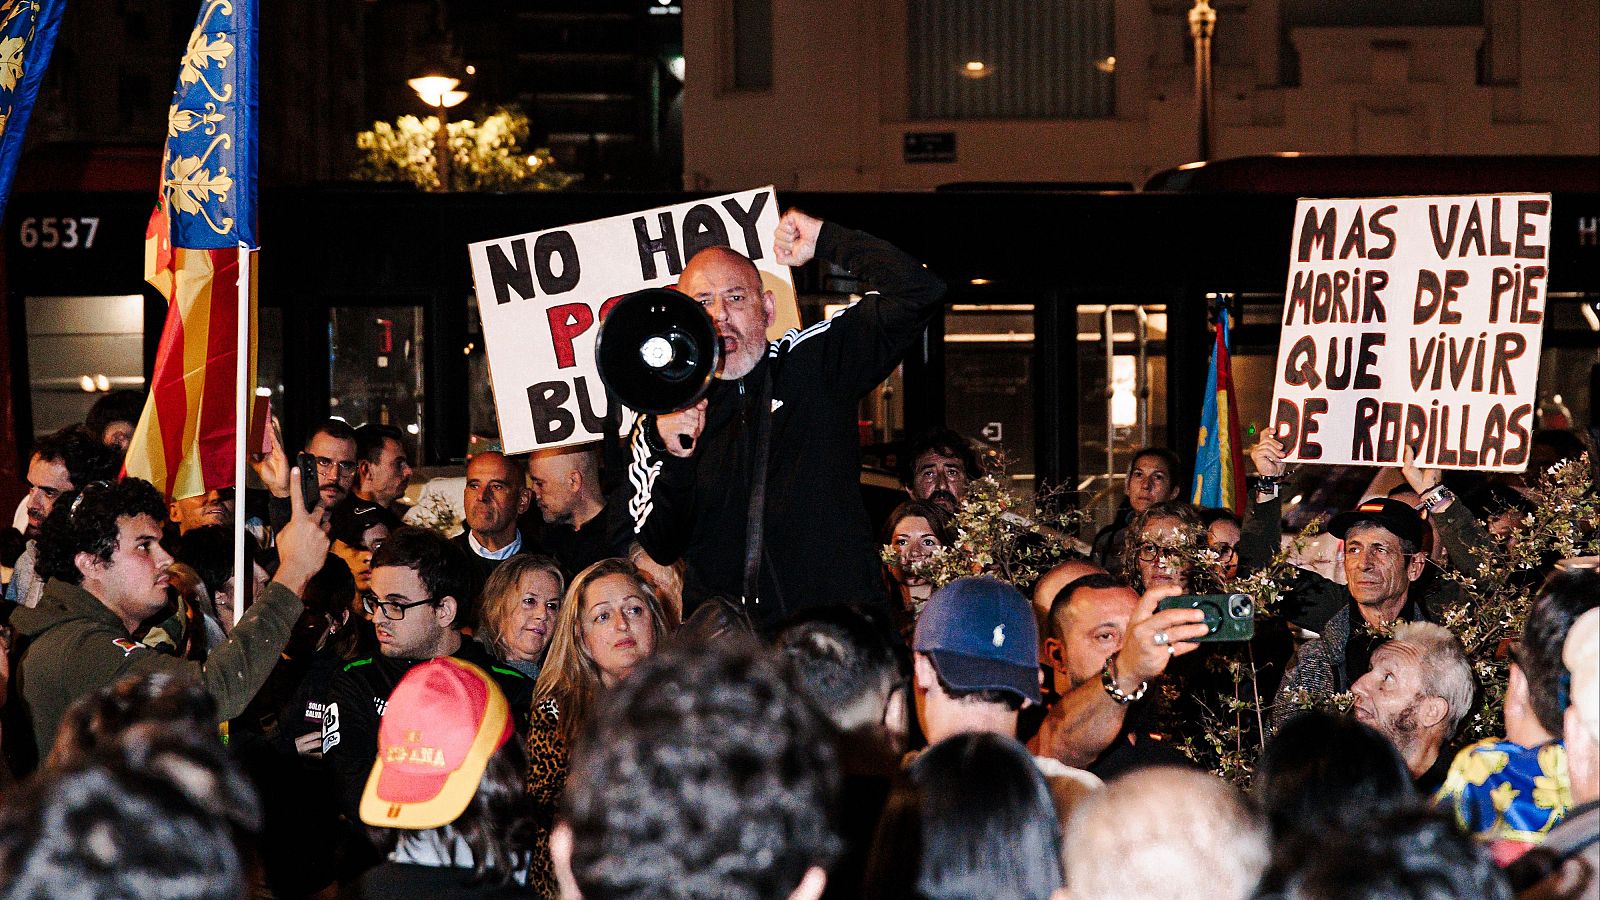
[595, 287, 721, 415]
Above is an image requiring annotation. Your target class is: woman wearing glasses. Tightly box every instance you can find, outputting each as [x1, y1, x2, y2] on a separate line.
[524, 558, 671, 896]
[477, 554, 565, 681]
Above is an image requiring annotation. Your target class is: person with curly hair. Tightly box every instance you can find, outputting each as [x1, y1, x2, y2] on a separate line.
[9, 474, 329, 774]
[552, 634, 838, 900]
[525, 558, 670, 897]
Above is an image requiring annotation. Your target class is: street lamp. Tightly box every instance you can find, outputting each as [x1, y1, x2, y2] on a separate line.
[408, 74, 469, 191]
[1188, 0, 1217, 162]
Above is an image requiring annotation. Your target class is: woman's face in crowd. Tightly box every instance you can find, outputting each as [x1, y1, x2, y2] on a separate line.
[581, 573, 656, 686]
[891, 515, 942, 585]
[1135, 516, 1191, 592]
[505, 568, 562, 663]
[1207, 519, 1241, 581]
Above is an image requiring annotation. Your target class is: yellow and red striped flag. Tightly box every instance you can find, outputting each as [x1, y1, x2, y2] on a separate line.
[123, 0, 257, 501]
[123, 204, 256, 499]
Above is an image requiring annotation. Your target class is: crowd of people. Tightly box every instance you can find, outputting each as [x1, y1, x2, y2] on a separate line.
[0, 209, 1595, 899]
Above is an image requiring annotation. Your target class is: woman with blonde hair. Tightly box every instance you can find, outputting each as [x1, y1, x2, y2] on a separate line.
[524, 557, 670, 896]
[476, 554, 565, 680]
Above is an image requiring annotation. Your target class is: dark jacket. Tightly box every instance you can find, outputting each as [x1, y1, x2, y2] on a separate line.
[450, 530, 525, 621]
[321, 636, 533, 818]
[11, 577, 302, 765]
[622, 224, 946, 629]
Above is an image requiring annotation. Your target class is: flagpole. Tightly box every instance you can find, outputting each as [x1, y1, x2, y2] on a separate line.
[234, 243, 250, 627]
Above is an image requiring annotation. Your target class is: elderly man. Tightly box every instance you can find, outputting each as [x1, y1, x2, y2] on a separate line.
[527, 445, 615, 578]
[624, 210, 945, 631]
[1063, 766, 1270, 900]
[1348, 621, 1474, 792]
[1266, 494, 1435, 723]
[453, 451, 533, 597]
[1030, 573, 1203, 776]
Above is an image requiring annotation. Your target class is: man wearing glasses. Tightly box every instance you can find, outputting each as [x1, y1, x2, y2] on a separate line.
[255, 419, 361, 530]
[320, 525, 532, 822]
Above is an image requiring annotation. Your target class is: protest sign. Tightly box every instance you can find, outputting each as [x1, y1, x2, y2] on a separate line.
[468, 187, 796, 454]
[1269, 194, 1550, 471]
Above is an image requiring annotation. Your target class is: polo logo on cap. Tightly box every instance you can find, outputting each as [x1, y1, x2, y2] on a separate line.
[993, 625, 1005, 647]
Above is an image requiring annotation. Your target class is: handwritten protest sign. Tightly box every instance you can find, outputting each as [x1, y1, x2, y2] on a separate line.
[1269, 194, 1550, 471]
[468, 187, 796, 454]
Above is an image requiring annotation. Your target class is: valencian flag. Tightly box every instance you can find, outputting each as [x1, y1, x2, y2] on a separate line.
[0, 0, 67, 222]
[1191, 307, 1246, 514]
[124, 0, 257, 500]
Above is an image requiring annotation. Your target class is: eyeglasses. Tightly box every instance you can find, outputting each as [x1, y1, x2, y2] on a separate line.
[360, 591, 438, 620]
[1210, 542, 1237, 559]
[311, 456, 358, 476]
[1135, 542, 1189, 563]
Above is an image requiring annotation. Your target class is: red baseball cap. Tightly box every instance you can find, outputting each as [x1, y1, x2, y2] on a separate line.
[360, 657, 512, 830]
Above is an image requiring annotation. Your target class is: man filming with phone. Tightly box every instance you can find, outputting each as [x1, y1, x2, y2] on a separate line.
[1030, 573, 1208, 773]
[252, 418, 361, 531]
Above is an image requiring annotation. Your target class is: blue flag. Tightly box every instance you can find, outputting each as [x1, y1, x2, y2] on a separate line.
[0, 0, 67, 225]
[1191, 308, 1246, 514]
[160, 0, 256, 249]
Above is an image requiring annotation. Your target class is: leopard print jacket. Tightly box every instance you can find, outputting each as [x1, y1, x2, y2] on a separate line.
[525, 698, 569, 898]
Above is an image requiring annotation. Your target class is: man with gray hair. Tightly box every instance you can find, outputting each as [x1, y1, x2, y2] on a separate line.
[1062, 766, 1268, 900]
[1349, 621, 1475, 793]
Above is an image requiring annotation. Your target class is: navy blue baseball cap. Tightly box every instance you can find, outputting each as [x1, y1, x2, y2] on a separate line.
[913, 576, 1041, 705]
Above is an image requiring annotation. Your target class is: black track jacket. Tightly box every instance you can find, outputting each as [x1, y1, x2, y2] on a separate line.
[623, 223, 946, 629]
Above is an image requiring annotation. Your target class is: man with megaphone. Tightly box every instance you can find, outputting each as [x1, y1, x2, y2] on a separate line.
[621, 209, 946, 632]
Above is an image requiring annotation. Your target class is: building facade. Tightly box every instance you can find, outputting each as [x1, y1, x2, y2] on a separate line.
[683, 0, 1600, 190]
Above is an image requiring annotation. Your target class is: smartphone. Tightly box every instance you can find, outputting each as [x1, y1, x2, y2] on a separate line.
[1156, 593, 1255, 642]
[296, 451, 321, 513]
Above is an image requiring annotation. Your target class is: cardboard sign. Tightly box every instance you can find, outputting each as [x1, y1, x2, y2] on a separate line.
[468, 187, 796, 454]
[1269, 194, 1550, 471]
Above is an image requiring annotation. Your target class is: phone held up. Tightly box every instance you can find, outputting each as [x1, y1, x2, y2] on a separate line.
[1155, 593, 1255, 642]
[296, 451, 321, 513]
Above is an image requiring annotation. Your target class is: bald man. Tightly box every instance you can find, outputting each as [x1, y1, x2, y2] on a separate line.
[624, 210, 945, 630]
[528, 445, 619, 577]
[453, 451, 533, 604]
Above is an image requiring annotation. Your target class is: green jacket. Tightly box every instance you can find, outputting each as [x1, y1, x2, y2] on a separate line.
[11, 577, 302, 763]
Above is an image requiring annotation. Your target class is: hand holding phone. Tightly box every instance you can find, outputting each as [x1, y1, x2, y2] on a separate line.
[1155, 593, 1255, 642]
[296, 452, 321, 513]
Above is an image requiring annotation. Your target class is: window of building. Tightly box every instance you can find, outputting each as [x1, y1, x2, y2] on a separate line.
[908, 0, 1115, 120]
[328, 305, 425, 450]
[730, 0, 773, 91]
